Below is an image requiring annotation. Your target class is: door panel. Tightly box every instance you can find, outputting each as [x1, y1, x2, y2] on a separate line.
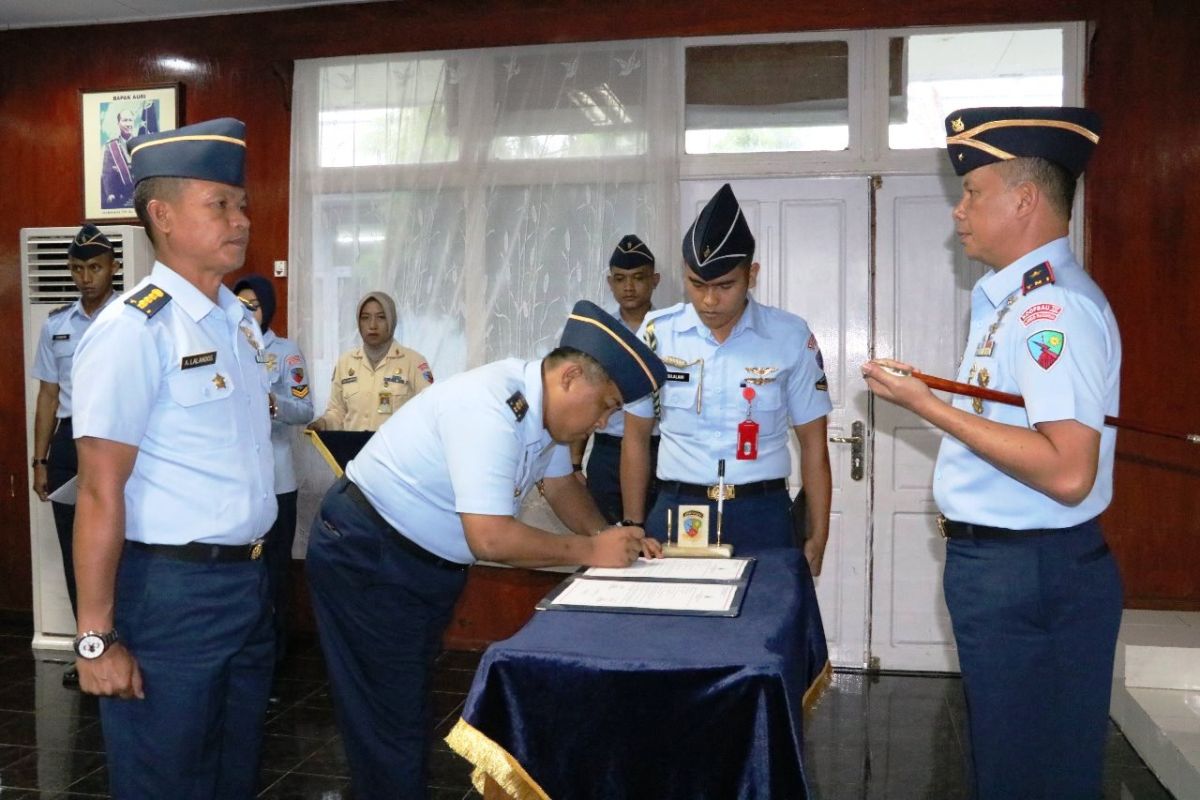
[871, 174, 986, 671]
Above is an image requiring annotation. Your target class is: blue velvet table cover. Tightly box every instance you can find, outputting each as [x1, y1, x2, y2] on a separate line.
[453, 548, 828, 799]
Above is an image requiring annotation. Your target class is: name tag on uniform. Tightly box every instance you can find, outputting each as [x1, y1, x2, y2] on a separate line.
[666, 371, 690, 382]
[181, 351, 217, 370]
[341, 376, 358, 385]
[52, 334, 71, 341]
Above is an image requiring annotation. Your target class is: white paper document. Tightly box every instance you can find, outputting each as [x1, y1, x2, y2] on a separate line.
[47, 476, 78, 505]
[551, 579, 738, 613]
[583, 557, 750, 582]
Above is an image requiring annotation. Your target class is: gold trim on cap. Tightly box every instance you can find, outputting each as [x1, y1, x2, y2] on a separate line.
[130, 133, 246, 157]
[74, 232, 112, 250]
[567, 313, 660, 391]
[946, 117, 1100, 153]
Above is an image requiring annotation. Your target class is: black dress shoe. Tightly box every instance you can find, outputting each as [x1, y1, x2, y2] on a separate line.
[62, 666, 79, 688]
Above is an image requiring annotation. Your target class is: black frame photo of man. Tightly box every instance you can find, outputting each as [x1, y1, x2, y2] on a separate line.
[79, 83, 182, 221]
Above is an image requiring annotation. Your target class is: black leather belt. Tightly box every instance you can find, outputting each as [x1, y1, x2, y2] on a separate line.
[127, 538, 264, 563]
[661, 478, 787, 501]
[938, 514, 1079, 540]
[340, 479, 468, 572]
[593, 432, 660, 447]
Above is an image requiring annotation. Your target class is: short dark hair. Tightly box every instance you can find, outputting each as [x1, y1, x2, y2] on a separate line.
[545, 346, 609, 385]
[133, 177, 185, 245]
[997, 157, 1077, 220]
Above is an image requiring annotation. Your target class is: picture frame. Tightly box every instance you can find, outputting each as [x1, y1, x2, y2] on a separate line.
[81, 83, 183, 221]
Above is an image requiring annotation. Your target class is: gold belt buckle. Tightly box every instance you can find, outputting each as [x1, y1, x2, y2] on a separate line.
[707, 484, 736, 501]
[936, 514, 948, 539]
[250, 539, 264, 560]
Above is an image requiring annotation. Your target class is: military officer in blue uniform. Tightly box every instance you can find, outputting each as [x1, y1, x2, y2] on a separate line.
[30, 223, 121, 687]
[71, 118, 276, 800]
[233, 274, 313, 693]
[621, 184, 834, 574]
[862, 107, 1122, 799]
[570, 234, 662, 522]
[306, 300, 666, 799]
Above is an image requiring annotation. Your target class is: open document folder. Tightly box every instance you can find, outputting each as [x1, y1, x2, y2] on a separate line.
[303, 430, 373, 478]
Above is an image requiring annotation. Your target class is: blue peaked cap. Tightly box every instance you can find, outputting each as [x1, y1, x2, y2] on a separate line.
[945, 107, 1101, 178]
[130, 117, 246, 187]
[559, 300, 666, 403]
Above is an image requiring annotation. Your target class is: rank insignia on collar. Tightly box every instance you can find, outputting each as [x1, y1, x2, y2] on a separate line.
[1022, 261, 1056, 295]
[506, 391, 529, 422]
[126, 284, 171, 318]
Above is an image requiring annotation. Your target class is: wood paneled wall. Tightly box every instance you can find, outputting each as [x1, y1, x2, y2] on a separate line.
[0, 0, 1195, 616]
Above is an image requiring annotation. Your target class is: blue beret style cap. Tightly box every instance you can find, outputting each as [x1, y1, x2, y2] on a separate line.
[129, 117, 247, 187]
[682, 183, 755, 280]
[67, 223, 113, 260]
[945, 106, 1101, 178]
[559, 300, 667, 402]
[609, 234, 656, 269]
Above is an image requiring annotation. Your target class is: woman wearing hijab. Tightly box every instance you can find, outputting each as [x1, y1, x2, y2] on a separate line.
[232, 275, 313, 693]
[310, 291, 434, 432]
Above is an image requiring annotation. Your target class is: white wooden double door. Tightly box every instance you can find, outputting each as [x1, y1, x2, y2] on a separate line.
[682, 175, 988, 672]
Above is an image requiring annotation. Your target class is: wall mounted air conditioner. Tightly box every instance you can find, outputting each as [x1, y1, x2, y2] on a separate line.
[20, 225, 154, 650]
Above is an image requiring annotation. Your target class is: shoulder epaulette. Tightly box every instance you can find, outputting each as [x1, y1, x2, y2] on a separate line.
[1022, 261, 1055, 295]
[125, 284, 171, 318]
[48, 303, 71, 317]
[506, 390, 529, 422]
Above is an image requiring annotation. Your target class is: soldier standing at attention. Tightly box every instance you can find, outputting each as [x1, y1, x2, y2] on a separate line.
[863, 107, 1122, 799]
[71, 118, 276, 799]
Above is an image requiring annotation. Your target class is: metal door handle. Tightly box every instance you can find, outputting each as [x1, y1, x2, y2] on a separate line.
[828, 421, 864, 481]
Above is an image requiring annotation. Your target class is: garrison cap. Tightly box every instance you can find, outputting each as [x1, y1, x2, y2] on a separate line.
[609, 234, 656, 270]
[945, 106, 1101, 178]
[560, 300, 667, 403]
[67, 224, 113, 260]
[682, 183, 755, 280]
[130, 117, 247, 187]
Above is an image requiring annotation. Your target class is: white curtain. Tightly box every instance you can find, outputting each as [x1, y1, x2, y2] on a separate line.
[288, 38, 683, 550]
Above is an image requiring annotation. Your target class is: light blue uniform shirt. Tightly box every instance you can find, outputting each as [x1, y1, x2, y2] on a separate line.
[934, 237, 1121, 528]
[72, 262, 277, 545]
[262, 330, 312, 494]
[31, 294, 117, 417]
[625, 297, 832, 485]
[347, 358, 573, 565]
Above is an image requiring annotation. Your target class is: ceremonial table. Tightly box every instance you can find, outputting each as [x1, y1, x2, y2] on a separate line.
[446, 547, 830, 800]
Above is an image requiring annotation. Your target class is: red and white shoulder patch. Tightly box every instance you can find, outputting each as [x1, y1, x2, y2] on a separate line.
[1020, 303, 1062, 326]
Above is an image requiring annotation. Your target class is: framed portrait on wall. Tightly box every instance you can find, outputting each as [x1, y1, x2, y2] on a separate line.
[81, 84, 183, 221]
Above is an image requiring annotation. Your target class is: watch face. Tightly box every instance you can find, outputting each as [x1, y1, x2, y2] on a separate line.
[76, 634, 106, 659]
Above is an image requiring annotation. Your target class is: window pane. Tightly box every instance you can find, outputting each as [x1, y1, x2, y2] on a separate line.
[685, 42, 849, 154]
[318, 58, 460, 167]
[483, 184, 643, 360]
[490, 49, 649, 160]
[888, 29, 1063, 150]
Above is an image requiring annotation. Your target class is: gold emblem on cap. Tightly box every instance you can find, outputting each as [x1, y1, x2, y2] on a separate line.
[951, 117, 965, 133]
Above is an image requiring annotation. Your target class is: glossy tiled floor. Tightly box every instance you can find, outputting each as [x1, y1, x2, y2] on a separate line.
[0, 611, 1175, 799]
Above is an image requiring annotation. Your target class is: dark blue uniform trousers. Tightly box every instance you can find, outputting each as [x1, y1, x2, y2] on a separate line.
[266, 489, 298, 671]
[646, 484, 794, 554]
[585, 433, 659, 524]
[101, 544, 273, 800]
[46, 417, 78, 616]
[307, 479, 468, 800]
[944, 519, 1122, 799]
